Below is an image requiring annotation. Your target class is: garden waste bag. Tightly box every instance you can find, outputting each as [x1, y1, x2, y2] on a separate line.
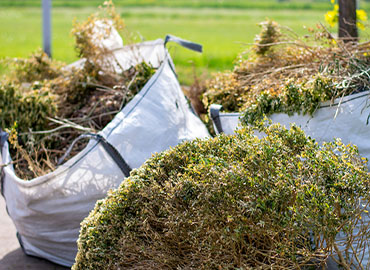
[210, 90, 370, 170]
[210, 92, 370, 268]
[0, 35, 209, 267]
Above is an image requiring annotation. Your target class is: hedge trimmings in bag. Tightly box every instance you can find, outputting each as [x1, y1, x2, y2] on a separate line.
[0, 1, 156, 180]
[203, 19, 370, 126]
[73, 122, 370, 270]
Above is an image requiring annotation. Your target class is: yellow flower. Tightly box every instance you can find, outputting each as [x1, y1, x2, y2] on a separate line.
[357, 21, 366, 30]
[325, 10, 338, 27]
[357, 9, 368, 22]
[357, 9, 368, 30]
[325, 4, 367, 30]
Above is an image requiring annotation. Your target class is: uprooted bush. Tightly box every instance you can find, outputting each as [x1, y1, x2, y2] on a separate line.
[73, 122, 370, 270]
[0, 1, 156, 179]
[203, 19, 370, 126]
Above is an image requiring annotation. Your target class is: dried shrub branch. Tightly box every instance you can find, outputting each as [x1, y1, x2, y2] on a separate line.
[203, 20, 370, 125]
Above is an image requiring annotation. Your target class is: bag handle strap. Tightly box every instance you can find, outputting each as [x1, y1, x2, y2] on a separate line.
[210, 104, 224, 134]
[164, 35, 202, 53]
[58, 133, 132, 178]
[0, 129, 9, 196]
[0, 129, 8, 148]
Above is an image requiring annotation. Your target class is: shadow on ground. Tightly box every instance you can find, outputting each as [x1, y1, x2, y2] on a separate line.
[0, 247, 70, 270]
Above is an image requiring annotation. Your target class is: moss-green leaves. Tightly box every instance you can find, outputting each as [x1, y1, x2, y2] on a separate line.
[0, 83, 56, 132]
[73, 123, 370, 269]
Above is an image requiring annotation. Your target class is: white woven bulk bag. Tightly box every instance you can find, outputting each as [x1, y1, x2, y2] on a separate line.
[0, 35, 209, 267]
[209, 91, 370, 268]
[210, 91, 370, 169]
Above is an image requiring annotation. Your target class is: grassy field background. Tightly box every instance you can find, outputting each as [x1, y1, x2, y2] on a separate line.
[0, 0, 340, 9]
[0, 0, 370, 84]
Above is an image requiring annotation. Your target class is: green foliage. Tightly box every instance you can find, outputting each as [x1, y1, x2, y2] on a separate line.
[73, 123, 370, 270]
[4, 49, 64, 83]
[71, 0, 126, 59]
[127, 61, 156, 93]
[243, 75, 335, 124]
[202, 71, 244, 113]
[0, 83, 56, 132]
[253, 19, 281, 56]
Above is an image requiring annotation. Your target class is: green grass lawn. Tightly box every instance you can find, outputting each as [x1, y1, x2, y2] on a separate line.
[0, 0, 338, 10]
[0, 3, 370, 84]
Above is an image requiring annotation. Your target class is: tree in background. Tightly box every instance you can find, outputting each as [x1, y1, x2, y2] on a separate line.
[338, 0, 357, 40]
[325, 0, 368, 41]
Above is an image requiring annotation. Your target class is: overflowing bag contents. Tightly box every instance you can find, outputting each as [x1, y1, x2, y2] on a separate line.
[209, 98, 370, 269]
[203, 20, 370, 166]
[204, 20, 370, 268]
[1, 2, 161, 180]
[209, 90, 370, 169]
[0, 4, 209, 266]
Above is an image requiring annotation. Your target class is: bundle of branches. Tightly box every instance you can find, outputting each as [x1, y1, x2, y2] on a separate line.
[1, 1, 156, 180]
[73, 122, 370, 269]
[203, 19, 370, 125]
